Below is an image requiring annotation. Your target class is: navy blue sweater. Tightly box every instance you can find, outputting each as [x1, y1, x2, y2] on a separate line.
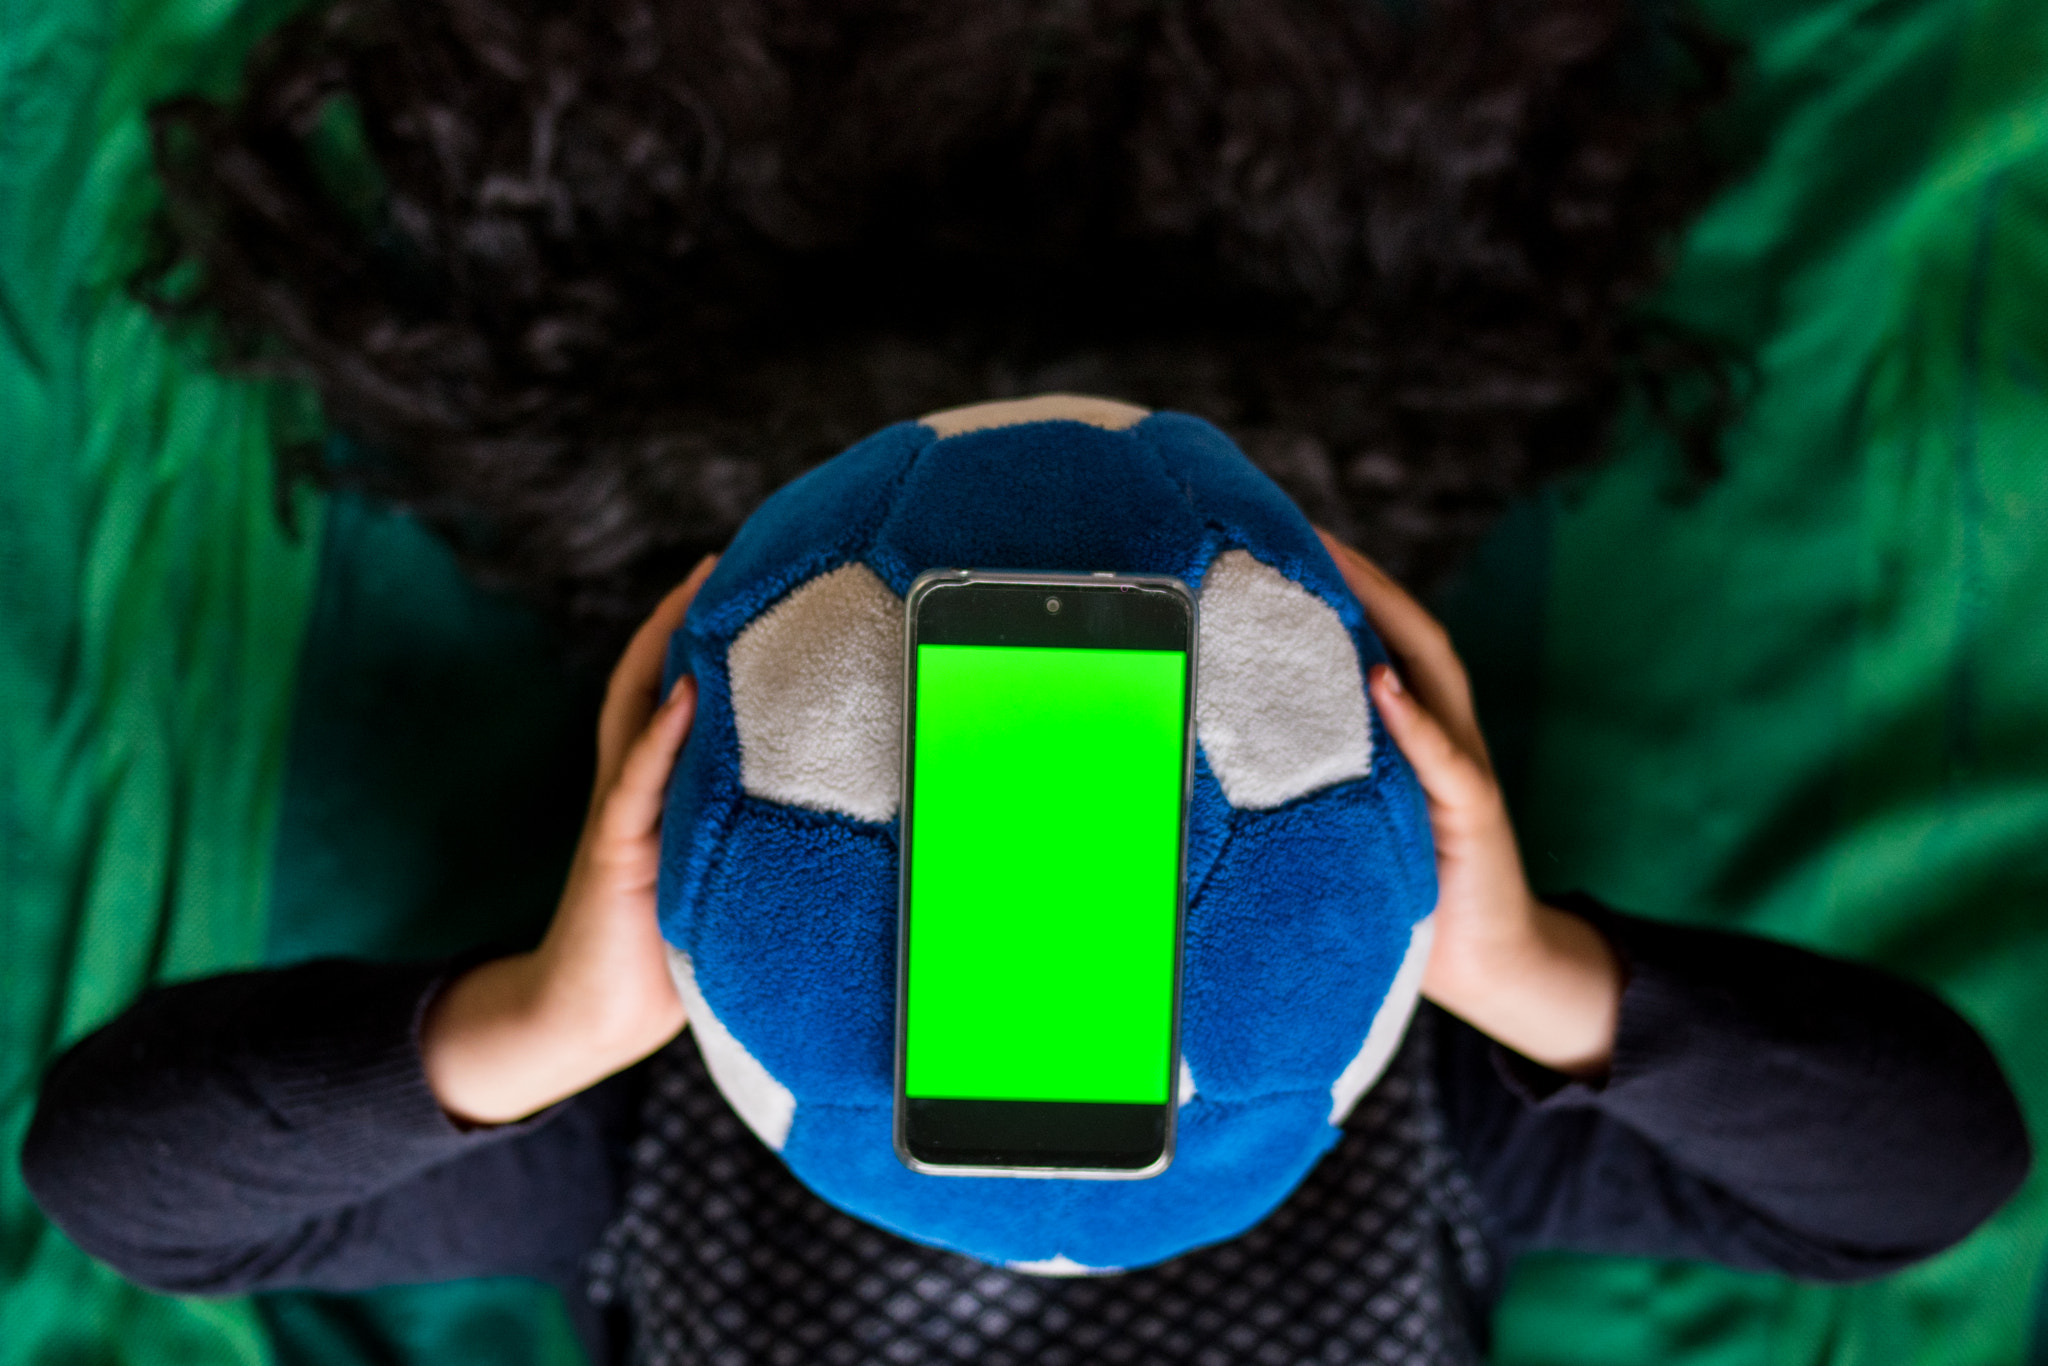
[23, 906, 2031, 1360]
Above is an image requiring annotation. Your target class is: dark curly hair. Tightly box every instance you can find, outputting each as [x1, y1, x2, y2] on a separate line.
[142, 0, 1734, 641]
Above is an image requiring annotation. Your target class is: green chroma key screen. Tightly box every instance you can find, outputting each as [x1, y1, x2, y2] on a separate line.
[906, 643, 1187, 1105]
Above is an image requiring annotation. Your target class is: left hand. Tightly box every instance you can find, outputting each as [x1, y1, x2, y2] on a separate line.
[421, 556, 716, 1124]
[1319, 531, 1621, 1078]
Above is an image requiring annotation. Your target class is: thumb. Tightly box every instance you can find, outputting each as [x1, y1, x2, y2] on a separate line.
[1370, 664, 1492, 815]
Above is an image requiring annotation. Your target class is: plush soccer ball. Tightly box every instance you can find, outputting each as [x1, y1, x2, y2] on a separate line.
[658, 398, 1436, 1273]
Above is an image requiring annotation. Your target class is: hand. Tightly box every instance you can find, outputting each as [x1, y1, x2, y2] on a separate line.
[421, 556, 717, 1124]
[1318, 531, 1620, 1078]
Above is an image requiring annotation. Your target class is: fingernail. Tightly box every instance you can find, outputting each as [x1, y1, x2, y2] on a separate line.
[1377, 664, 1405, 696]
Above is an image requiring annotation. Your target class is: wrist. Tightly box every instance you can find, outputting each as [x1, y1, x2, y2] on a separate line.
[1423, 902, 1622, 1079]
[1424, 888, 1548, 994]
[524, 936, 687, 1064]
[421, 951, 675, 1126]
[419, 954, 541, 1124]
[1526, 905, 1624, 1077]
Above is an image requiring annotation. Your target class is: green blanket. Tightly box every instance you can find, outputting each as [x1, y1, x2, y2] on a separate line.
[3, 0, 2045, 1361]
[1452, 0, 2048, 1357]
[2, 0, 315, 1358]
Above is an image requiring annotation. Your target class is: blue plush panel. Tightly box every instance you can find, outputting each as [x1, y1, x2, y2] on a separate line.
[868, 420, 1208, 590]
[783, 1090, 1342, 1270]
[691, 801, 898, 1107]
[1135, 412, 1360, 618]
[657, 420, 927, 928]
[671, 420, 931, 653]
[656, 620, 741, 931]
[1182, 753, 1234, 911]
[1184, 778, 1434, 1102]
[656, 408, 1439, 1270]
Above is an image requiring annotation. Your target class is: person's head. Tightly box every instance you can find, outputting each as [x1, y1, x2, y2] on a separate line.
[141, 0, 1733, 643]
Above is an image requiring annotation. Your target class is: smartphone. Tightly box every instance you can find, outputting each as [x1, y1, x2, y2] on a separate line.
[894, 569, 1196, 1178]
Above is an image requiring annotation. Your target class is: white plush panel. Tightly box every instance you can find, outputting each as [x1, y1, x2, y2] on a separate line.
[1327, 917, 1434, 1125]
[729, 563, 903, 823]
[1195, 551, 1373, 809]
[1178, 1057, 1197, 1107]
[920, 393, 1150, 438]
[1007, 1255, 1120, 1277]
[668, 947, 798, 1151]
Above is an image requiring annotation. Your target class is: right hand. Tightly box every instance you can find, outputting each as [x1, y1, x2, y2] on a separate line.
[1319, 531, 1621, 1077]
[421, 556, 716, 1124]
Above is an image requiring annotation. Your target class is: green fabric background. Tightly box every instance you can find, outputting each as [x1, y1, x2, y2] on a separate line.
[3, 0, 2046, 1361]
[1449, 0, 2048, 1358]
[2, 0, 316, 1359]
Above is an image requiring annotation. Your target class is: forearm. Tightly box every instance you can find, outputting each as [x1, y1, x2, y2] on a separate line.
[23, 958, 577, 1291]
[1422, 897, 1622, 1078]
[421, 915, 684, 1125]
[1443, 904, 2032, 1273]
[1583, 907, 2028, 1251]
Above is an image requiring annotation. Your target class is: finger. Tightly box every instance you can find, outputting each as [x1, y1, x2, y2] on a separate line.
[1317, 530, 1444, 664]
[597, 556, 718, 782]
[613, 555, 718, 700]
[1370, 664, 1492, 814]
[1317, 529, 1489, 770]
[595, 676, 699, 850]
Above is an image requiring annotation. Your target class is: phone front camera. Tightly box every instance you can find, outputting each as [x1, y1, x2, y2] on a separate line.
[1045, 596, 1062, 614]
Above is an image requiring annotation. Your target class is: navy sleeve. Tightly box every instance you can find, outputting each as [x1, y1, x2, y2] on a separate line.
[22, 958, 639, 1299]
[1435, 902, 2031, 1280]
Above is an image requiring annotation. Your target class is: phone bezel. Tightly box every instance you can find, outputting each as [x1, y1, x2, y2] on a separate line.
[893, 568, 1197, 1180]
